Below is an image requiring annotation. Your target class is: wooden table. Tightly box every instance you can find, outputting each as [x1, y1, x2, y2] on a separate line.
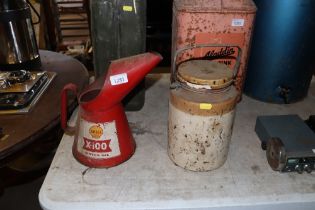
[0, 50, 89, 166]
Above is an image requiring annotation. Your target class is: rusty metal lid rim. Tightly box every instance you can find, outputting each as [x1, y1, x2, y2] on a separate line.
[177, 60, 234, 89]
[177, 74, 234, 90]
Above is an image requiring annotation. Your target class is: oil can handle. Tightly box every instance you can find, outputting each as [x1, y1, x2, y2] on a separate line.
[172, 44, 242, 82]
[61, 83, 78, 134]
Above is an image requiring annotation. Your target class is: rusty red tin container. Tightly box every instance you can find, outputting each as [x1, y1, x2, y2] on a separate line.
[172, 0, 256, 93]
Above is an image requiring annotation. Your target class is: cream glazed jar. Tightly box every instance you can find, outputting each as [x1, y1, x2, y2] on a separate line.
[168, 59, 239, 171]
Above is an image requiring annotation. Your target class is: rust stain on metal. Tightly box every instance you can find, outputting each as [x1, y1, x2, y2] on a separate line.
[200, 143, 206, 155]
[172, 0, 257, 92]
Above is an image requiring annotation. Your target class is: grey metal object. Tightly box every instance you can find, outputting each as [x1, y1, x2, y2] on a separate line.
[90, 0, 146, 110]
[255, 115, 315, 173]
[0, 0, 40, 70]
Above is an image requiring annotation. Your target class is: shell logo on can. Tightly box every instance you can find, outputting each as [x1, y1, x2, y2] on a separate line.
[89, 124, 103, 139]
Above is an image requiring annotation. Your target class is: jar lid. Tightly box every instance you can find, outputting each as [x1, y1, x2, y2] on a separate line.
[177, 60, 234, 90]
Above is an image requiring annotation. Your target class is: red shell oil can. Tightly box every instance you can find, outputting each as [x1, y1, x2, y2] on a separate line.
[61, 53, 162, 168]
[172, 0, 256, 92]
[168, 45, 240, 171]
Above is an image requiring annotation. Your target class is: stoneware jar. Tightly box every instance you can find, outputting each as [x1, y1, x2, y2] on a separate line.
[168, 45, 241, 171]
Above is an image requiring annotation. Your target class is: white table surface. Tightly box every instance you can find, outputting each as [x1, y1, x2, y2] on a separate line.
[39, 74, 315, 210]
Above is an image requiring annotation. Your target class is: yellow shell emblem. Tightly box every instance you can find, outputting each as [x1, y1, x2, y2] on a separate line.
[89, 124, 103, 139]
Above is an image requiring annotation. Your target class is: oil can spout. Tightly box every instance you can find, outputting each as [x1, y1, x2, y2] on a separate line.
[81, 52, 162, 111]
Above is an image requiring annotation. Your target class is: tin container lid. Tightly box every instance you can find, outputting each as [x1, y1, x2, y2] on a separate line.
[174, 0, 257, 13]
[177, 60, 233, 90]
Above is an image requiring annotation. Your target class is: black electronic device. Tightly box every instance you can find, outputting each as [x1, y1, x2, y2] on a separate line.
[0, 0, 41, 70]
[255, 115, 315, 173]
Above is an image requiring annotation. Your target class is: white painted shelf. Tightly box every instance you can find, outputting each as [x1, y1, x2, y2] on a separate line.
[39, 74, 315, 210]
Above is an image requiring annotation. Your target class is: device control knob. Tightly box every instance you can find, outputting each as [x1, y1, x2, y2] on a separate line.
[266, 138, 286, 171]
[295, 165, 303, 174]
[304, 164, 312, 173]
